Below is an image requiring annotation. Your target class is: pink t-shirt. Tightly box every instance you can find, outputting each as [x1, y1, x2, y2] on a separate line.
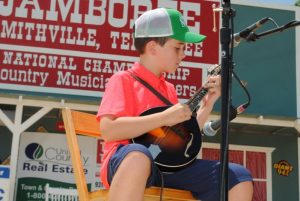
[96, 62, 178, 188]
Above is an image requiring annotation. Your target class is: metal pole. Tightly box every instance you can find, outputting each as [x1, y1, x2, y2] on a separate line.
[219, 1, 234, 201]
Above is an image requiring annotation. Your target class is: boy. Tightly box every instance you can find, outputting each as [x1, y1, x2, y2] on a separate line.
[97, 8, 253, 201]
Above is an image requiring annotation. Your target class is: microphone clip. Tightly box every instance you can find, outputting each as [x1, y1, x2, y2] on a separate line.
[245, 32, 259, 42]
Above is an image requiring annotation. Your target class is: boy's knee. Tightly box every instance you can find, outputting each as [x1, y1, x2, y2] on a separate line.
[230, 163, 252, 178]
[125, 151, 151, 167]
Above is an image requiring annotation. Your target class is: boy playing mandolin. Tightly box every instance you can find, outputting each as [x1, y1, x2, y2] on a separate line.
[97, 8, 253, 201]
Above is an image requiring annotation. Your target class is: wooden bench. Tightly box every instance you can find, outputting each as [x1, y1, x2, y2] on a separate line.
[62, 107, 196, 201]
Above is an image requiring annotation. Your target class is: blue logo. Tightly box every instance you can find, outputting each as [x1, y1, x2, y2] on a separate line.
[0, 188, 4, 200]
[0, 167, 9, 178]
[25, 143, 44, 160]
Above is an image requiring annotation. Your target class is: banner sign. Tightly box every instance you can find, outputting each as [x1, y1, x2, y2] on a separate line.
[0, 165, 10, 201]
[0, 0, 220, 100]
[16, 132, 101, 201]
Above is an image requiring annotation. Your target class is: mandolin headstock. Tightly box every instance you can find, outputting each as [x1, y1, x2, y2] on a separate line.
[207, 64, 221, 76]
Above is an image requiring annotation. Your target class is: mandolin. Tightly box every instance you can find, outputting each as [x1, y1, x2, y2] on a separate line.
[131, 64, 221, 172]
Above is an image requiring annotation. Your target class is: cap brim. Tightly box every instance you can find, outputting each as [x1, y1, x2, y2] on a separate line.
[171, 32, 206, 43]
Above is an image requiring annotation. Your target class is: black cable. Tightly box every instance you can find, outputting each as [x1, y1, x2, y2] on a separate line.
[230, 10, 251, 112]
[155, 166, 164, 201]
[232, 70, 251, 112]
[267, 17, 280, 28]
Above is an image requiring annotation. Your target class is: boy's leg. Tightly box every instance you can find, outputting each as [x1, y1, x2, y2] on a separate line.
[108, 151, 150, 201]
[107, 144, 160, 201]
[160, 159, 253, 201]
[228, 180, 253, 201]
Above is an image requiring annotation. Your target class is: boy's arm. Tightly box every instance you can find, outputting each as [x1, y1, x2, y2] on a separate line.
[196, 75, 221, 129]
[100, 103, 192, 142]
[196, 104, 214, 130]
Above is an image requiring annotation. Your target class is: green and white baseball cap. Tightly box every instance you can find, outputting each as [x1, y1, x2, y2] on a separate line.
[134, 8, 206, 43]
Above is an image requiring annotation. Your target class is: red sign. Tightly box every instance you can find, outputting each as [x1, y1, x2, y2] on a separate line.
[0, 0, 220, 100]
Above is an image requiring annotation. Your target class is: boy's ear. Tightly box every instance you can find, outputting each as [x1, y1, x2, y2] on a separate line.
[145, 40, 158, 55]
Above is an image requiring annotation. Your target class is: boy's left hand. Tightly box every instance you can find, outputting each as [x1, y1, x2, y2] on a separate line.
[203, 75, 221, 107]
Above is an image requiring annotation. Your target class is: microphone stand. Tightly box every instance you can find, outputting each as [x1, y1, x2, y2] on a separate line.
[218, 7, 299, 201]
[246, 20, 300, 41]
[219, 1, 234, 201]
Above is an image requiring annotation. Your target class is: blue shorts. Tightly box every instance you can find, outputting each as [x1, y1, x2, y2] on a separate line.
[107, 144, 253, 201]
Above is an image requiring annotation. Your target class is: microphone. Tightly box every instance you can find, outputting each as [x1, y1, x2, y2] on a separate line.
[202, 104, 247, 137]
[232, 17, 269, 47]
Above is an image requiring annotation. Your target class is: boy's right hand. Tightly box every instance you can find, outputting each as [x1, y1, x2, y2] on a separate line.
[162, 103, 192, 127]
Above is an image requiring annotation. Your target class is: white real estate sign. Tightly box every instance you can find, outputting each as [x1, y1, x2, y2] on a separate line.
[15, 132, 101, 201]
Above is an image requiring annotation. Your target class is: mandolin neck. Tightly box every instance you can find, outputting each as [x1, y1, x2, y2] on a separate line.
[185, 87, 208, 112]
